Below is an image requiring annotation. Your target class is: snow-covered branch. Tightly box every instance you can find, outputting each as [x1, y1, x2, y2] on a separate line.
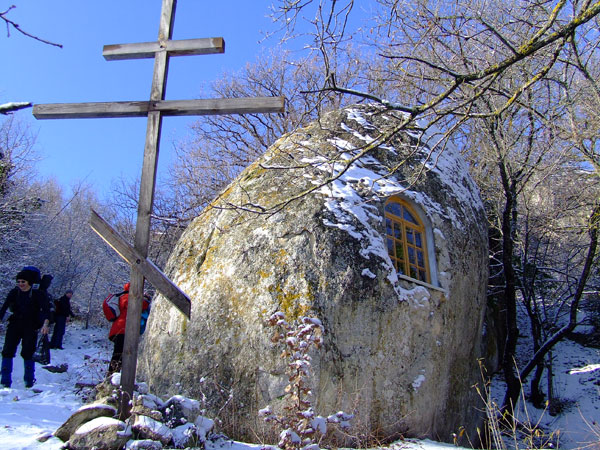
[0, 102, 32, 115]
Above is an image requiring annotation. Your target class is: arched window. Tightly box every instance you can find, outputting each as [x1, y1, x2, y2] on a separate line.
[384, 197, 430, 283]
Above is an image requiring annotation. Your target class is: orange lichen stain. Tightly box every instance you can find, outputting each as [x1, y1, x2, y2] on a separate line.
[265, 280, 313, 322]
[197, 246, 218, 273]
[275, 249, 288, 266]
[241, 162, 266, 182]
[258, 270, 270, 279]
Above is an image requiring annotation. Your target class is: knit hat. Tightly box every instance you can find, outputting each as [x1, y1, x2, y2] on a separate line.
[16, 267, 41, 285]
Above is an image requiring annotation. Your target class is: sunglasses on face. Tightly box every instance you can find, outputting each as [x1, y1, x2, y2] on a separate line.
[16, 280, 28, 284]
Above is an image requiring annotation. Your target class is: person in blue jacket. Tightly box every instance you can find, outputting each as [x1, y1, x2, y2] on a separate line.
[0, 267, 50, 388]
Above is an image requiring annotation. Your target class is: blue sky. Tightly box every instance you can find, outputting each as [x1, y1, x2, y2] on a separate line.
[1, 1, 281, 199]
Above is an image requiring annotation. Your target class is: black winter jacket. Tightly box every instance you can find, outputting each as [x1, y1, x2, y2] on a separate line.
[0, 287, 51, 330]
[54, 294, 74, 318]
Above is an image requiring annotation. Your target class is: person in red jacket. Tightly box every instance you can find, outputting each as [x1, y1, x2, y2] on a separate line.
[106, 283, 150, 376]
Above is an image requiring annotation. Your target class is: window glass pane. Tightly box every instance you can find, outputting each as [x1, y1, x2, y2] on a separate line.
[408, 247, 416, 264]
[387, 238, 394, 255]
[395, 241, 404, 260]
[417, 250, 424, 267]
[397, 263, 405, 275]
[385, 201, 402, 217]
[394, 223, 402, 239]
[409, 266, 417, 278]
[403, 208, 419, 225]
[415, 232, 422, 248]
[419, 270, 426, 281]
[406, 228, 414, 244]
[386, 217, 392, 235]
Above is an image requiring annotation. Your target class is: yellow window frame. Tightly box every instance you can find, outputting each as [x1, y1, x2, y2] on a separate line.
[384, 197, 431, 283]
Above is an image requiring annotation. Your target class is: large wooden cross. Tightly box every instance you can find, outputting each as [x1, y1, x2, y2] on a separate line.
[33, 0, 284, 417]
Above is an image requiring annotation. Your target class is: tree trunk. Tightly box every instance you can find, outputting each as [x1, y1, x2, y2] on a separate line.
[529, 362, 545, 408]
[500, 178, 520, 419]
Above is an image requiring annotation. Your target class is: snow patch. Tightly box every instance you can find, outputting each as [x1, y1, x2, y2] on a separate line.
[412, 374, 426, 391]
[346, 108, 376, 129]
[408, 286, 431, 307]
[569, 364, 600, 374]
[74, 417, 126, 435]
[361, 268, 377, 279]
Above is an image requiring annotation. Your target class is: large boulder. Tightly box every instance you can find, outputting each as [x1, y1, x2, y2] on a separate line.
[139, 105, 488, 445]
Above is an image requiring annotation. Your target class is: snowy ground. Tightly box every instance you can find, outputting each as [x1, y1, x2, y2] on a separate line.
[0, 321, 598, 449]
[489, 336, 600, 449]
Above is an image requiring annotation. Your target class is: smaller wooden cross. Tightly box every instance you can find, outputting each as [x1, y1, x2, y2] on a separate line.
[33, 0, 284, 417]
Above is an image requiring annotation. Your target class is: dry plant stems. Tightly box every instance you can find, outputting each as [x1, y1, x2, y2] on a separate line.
[260, 312, 353, 450]
[576, 407, 600, 449]
[474, 360, 562, 450]
[190, 375, 242, 438]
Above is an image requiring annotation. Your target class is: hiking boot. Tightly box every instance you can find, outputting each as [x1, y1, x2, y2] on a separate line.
[1, 357, 13, 388]
[24, 360, 35, 388]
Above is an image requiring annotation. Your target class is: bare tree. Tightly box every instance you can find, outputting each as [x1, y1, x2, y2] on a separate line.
[0, 116, 41, 292]
[169, 49, 358, 220]
[271, 0, 600, 121]
[1, 5, 62, 48]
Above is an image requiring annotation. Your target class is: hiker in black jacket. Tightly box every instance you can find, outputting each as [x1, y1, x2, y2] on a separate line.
[50, 289, 75, 350]
[0, 267, 50, 388]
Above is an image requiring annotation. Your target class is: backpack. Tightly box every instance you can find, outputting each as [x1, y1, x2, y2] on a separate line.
[102, 292, 124, 322]
[40, 274, 54, 324]
[140, 306, 151, 335]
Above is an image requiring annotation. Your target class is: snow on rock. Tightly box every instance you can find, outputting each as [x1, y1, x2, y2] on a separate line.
[125, 439, 163, 450]
[412, 374, 426, 392]
[171, 422, 197, 448]
[74, 416, 126, 435]
[361, 268, 377, 279]
[163, 394, 200, 424]
[194, 416, 215, 441]
[132, 414, 173, 445]
[54, 403, 117, 442]
[69, 417, 131, 450]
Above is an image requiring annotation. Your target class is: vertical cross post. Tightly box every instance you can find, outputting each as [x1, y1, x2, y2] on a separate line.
[120, 0, 177, 417]
[32, 0, 284, 419]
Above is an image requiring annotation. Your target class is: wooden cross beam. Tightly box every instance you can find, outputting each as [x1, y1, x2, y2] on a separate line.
[33, 0, 284, 418]
[89, 210, 190, 317]
[34, 97, 284, 119]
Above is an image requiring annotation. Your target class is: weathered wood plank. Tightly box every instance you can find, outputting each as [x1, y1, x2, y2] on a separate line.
[103, 38, 225, 60]
[156, 98, 286, 116]
[33, 97, 285, 119]
[89, 209, 191, 318]
[119, 0, 177, 417]
[33, 101, 149, 119]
